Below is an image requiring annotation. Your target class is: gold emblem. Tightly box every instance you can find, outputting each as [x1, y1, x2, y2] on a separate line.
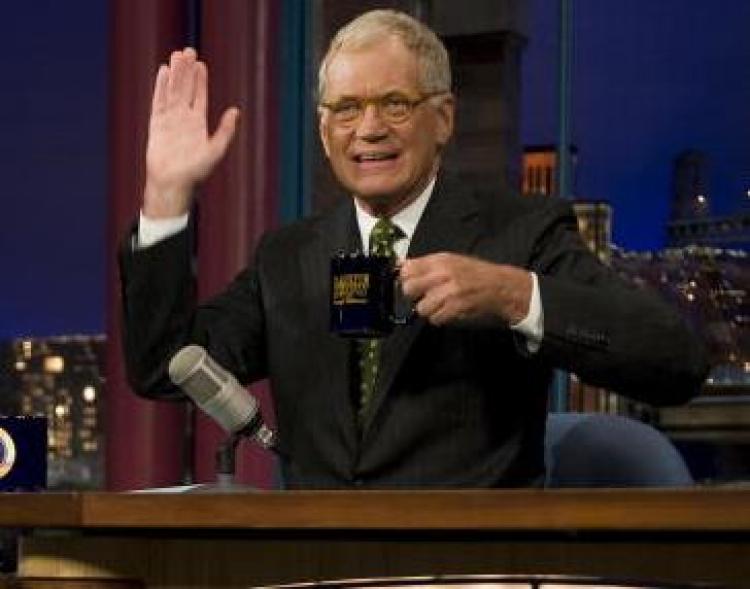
[333, 273, 370, 305]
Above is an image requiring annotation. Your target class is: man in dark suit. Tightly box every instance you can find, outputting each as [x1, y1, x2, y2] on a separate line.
[120, 10, 709, 488]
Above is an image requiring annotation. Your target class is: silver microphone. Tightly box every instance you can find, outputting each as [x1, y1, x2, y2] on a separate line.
[168, 345, 274, 449]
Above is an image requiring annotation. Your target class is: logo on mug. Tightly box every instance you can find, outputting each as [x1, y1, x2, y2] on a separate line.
[333, 273, 370, 305]
[0, 428, 17, 479]
[330, 252, 413, 337]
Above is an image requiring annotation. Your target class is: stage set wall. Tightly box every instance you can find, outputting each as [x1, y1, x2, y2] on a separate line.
[105, 0, 296, 490]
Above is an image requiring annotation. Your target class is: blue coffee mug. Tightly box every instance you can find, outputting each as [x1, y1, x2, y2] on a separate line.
[330, 252, 413, 338]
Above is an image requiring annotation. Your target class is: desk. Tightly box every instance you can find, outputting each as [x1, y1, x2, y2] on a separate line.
[1, 490, 748, 588]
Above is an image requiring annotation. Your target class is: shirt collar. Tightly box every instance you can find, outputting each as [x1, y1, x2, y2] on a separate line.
[354, 175, 436, 253]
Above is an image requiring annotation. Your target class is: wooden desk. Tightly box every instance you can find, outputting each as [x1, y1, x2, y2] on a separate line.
[2, 489, 749, 588]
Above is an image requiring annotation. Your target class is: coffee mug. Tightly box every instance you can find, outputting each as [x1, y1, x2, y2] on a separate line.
[330, 252, 413, 337]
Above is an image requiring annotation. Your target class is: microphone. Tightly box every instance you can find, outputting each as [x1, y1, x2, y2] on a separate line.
[168, 345, 275, 450]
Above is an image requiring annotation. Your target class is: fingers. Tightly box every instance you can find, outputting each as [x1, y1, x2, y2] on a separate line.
[166, 48, 198, 107]
[400, 254, 458, 325]
[400, 253, 509, 327]
[194, 61, 208, 116]
[399, 254, 450, 301]
[151, 65, 169, 114]
[153, 47, 208, 116]
[409, 266, 474, 326]
[414, 282, 456, 325]
[400, 266, 447, 302]
[208, 107, 241, 163]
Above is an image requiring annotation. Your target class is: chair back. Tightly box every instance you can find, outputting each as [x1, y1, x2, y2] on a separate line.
[545, 413, 693, 487]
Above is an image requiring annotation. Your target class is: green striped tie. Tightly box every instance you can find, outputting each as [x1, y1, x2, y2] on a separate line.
[358, 217, 403, 426]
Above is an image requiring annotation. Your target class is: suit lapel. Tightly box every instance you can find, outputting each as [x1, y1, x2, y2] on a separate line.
[300, 200, 361, 447]
[362, 174, 483, 436]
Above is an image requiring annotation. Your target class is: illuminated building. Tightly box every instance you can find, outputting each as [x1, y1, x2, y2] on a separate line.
[670, 149, 710, 220]
[667, 211, 750, 250]
[666, 149, 750, 249]
[611, 246, 749, 385]
[572, 201, 612, 264]
[7, 334, 105, 489]
[521, 145, 578, 197]
[521, 146, 612, 262]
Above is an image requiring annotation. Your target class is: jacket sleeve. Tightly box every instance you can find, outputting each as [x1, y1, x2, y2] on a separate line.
[527, 199, 710, 406]
[118, 220, 268, 400]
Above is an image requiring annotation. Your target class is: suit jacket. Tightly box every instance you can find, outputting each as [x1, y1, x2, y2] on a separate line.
[119, 173, 709, 488]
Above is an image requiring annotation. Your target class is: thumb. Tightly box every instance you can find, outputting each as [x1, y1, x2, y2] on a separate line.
[208, 106, 240, 162]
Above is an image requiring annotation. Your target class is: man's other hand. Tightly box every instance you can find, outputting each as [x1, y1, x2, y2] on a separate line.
[143, 47, 240, 219]
[400, 253, 532, 327]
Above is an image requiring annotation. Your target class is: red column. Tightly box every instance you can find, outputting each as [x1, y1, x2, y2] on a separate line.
[193, 0, 281, 487]
[105, 0, 190, 490]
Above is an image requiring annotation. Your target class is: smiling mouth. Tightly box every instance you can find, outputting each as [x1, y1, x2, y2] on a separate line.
[353, 152, 399, 163]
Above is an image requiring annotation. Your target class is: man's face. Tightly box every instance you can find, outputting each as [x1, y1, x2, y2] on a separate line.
[319, 36, 454, 217]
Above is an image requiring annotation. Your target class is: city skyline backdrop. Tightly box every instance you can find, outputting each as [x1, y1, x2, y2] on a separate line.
[0, 0, 748, 339]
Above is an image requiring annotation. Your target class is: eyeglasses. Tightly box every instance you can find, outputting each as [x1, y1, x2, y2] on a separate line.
[319, 91, 447, 126]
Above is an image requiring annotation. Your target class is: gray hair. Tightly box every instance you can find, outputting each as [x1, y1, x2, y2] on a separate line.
[318, 9, 451, 101]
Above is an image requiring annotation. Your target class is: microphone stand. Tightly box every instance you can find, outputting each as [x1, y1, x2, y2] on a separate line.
[189, 416, 276, 493]
[187, 434, 257, 493]
[215, 432, 245, 489]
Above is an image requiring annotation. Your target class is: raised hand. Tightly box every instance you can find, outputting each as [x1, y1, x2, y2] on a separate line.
[143, 48, 240, 218]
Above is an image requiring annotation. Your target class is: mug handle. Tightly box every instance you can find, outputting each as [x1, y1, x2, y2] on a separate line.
[390, 264, 415, 325]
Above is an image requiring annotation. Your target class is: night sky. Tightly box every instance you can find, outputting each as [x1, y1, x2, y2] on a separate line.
[0, 1, 748, 339]
[0, 1, 107, 339]
[522, 0, 750, 248]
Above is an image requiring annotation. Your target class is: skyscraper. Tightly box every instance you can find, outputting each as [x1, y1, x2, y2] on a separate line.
[572, 201, 612, 264]
[671, 149, 711, 220]
[521, 145, 579, 198]
[8, 334, 105, 489]
[667, 150, 750, 249]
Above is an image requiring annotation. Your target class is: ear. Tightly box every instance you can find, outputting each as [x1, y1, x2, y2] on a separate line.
[318, 108, 332, 159]
[433, 93, 455, 147]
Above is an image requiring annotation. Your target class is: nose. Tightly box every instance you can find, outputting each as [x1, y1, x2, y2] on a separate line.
[355, 103, 388, 141]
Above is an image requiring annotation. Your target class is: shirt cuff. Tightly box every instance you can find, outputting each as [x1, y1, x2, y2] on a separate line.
[136, 211, 190, 249]
[510, 271, 544, 354]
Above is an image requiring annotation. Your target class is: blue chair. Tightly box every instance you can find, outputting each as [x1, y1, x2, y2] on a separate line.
[545, 412, 694, 487]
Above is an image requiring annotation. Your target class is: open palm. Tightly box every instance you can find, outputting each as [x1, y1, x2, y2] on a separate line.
[144, 48, 239, 218]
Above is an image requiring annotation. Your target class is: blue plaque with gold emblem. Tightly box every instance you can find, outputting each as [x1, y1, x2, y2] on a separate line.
[0, 416, 47, 491]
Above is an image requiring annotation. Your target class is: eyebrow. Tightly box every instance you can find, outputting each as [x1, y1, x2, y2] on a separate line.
[325, 88, 414, 102]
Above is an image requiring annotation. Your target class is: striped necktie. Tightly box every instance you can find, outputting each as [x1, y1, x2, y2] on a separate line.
[357, 217, 403, 426]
